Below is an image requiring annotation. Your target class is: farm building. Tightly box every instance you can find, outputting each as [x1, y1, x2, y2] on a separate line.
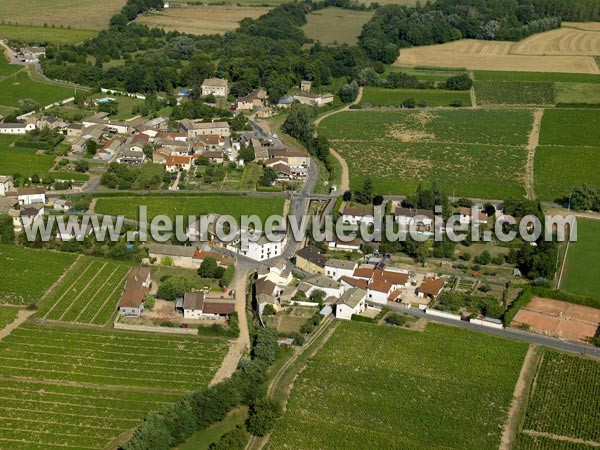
[334, 288, 367, 320]
[325, 259, 357, 281]
[0, 176, 14, 197]
[201, 78, 229, 97]
[295, 245, 327, 275]
[147, 244, 197, 268]
[0, 122, 36, 135]
[179, 119, 230, 139]
[16, 187, 46, 206]
[298, 274, 344, 299]
[417, 277, 445, 300]
[394, 207, 434, 232]
[117, 267, 152, 317]
[182, 292, 235, 320]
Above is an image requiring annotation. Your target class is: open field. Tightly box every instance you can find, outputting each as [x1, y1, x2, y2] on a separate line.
[0, 246, 77, 305]
[318, 109, 532, 196]
[534, 146, 600, 201]
[302, 8, 373, 46]
[385, 65, 467, 82]
[0, 322, 228, 449]
[474, 81, 554, 105]
[539, 109, 600, 147]
[555, 82, 600, 103]
[0, 306, 19, 330]
[396, 37, 600, 74]
[0, 70, 76, 108]
[521, 351, 600, 443]
[267, 322, 528, 450]
[94, 194, 285, 222]
[512, 26, 600, 57]
[0, 55, 20, 77]
[361, 87, 471, 107]
[36, 258, 131, 326]
[0, 0, 126, 30]
[0, 24, 97, 45]
[512, 297, 600, 343]
[473, 70, 600, 83]
[0, 147, 56, 181]
[561, 219, 600, 298]
[137, 5, 271, 35]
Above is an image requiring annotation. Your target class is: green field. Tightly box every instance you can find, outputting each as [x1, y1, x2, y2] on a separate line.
[267, 322, 527, 450]
[36, 257, 131, 326]
[515, 434, 596, 450]
[0, 246, 77, 305]
[474, 71, 600, 84]
[474, 81, 554, 106]
[361, 87, 471, 107]
[385, 65, 466, 82]
[91, 93, 144, 120]
[94, 194, 285, 222]
[0, 24, 97, 45]
[521, 351, 600, 443]
[534, 146, 600, 201]
[318, 109, 532, 196]
[302, 8, 373, 46]
[561, 219, 600, 298]
[0, 322, 228, 449]
[0, 147, 56, 180]
[555, 82, 600, 104]
[539, 109, 600, 147]
[0, 70, 76, 108]
[0, 55, 21, 77]
[133, 162, 166, 189]
[0, 306, 19, 329]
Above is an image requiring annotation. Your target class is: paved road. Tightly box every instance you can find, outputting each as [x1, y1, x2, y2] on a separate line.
[386, 303, 600, 359]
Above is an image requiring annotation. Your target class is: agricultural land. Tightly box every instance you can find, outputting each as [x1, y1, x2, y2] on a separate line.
[361, 87, 471, 107]
[560, 219, 600, 298]
[0, 24, 97, 45]
[302, 8, 374, 46]
[267, 321, 528, 450]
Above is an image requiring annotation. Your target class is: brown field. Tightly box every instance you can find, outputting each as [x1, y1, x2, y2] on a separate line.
[0, 0, 125, 30]
[395, 24, 600, 74]
[136, 5, 271, 35]
[512, 296, 600, 343]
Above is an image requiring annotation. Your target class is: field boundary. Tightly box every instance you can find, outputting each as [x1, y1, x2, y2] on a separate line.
[525, 109, 544, 200]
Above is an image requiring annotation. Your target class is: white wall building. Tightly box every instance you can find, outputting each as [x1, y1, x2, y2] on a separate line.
[335, 288, 367, 320]
[324, 259, 357, 281]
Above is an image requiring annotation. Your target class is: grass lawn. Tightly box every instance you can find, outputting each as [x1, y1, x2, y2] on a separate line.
[239, 162, 264, 190]
[93, 194, 285, 222]
[539, 109, 600, 147]
[0, 56, 21, 77]
[176, 407, 248, 450]
[0, 246, 77, 305]
[0, 307, 19, 330]
[302, 8, 373, 46]
[555, 82, 600, 104]
[0, 70, 76, 108]
[361, 87, 471, 107]
[561, 219, 600, 298]
[534, 146, 600, 201]
[0, 24, 96, 45]
[91, 93, 144, 120]
[150, 266, 221, 292]
[474, 70, 600, 84]
[267, 321, 528, 450]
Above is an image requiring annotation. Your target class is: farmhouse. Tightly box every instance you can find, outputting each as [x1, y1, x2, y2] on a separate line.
[300, 80, 312, 92]
[394, 207, 434, 232]
[147, 244, 197, 268]
[293, 92, 334, 107]
[179, 119, 230, 138]
[327, 237, 361, 251]
[17, 187, 46, 206]
[182, 291, 236, 320]
[236, 89, 267, 110]
[342, 206, 375, 226]
[347, 266, 411, 306]
[298, 274, 344, 299]
[257, 260, 294, 285]
[166, 155, 193, 172]
[201, 78, 229, 97]
[295, 245, 327, 275]
[193, 249, 235, 268]
[0, 176, 14, 197]
[417, 277, 445, 300]
[334, 288, 367, 320]
[0, 122, 36, 135]
[268, 149, 310, 168]
[118, 148, 146, 165]
[97, 138, 123, 161]
[457, 207, 488, 225]
[325, 259, 357, 281]
[16, 46, 45, 63]
[65, 123, 84, 137]
[118, 267, 152, 317]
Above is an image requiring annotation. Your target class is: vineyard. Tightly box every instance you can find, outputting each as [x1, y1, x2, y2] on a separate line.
[539, 109, 600, 147]
[361, 87, 471, 107]
[521, 351, 600, 444]
[0, 246, 77, 305]
[474, 81, 555, 105]
[267, 322, 527, 450]
[36, 257, 131, 326]
[0, 306, 19, 330]
[515, 434, 597, 450]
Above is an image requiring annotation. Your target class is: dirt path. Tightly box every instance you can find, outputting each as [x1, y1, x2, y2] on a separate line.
[470, 86, 478, 108]
[209, 268, 251, 386]
[0, 310, 36, 341]
[525, 109, 544, 200]
[88, 198, 97, 214]
[521, 430, 600, 447]
[313, 87, 363, 193]
[499, 345, 539, 450]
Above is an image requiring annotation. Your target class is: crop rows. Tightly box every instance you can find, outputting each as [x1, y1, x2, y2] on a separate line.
[523, 351, 600, 442]
[515, 433, 596, 450]
[37, 257, 131, 325]
[267, 322, 527, 450]
[539, 109, 600, 147]
[474, 81, 555, 105]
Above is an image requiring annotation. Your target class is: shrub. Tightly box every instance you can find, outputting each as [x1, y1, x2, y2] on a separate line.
[246, 398, 282, 437]
[386, 313, 408, 326]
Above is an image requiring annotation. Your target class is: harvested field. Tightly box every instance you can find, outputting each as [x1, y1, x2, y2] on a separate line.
[137, 5, 271, 35]
[511, 297, 600, 343]
[302, 8, 373, 46]
[512, 26, 600, 57]
[0, 0, 126, 30]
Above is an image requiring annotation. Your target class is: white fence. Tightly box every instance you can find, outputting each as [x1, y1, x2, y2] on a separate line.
[425, 308, 462, 321]
[101, 88, 146, 100]
[470, 318, 504, 330]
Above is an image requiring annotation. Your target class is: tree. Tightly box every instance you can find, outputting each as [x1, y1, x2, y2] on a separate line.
[0, 214, 15, 244]
[86, 139, 98, 156]
[18, 98, 40, 114]
[169, 36, 195, 60]
[258, 166, 277, 187]
[386, 313, 407, 326]
[239, 147, 255, 163]
[476, 250, 492, 265]
[373, 195, 384, 206]
[355, 177, 374, 205]
[342, 190, 352, 202]
[199, 256, 219, 278]
[262, 304, 276, 316]
[209, 427, 248, 450]
[157, 276, 188, 300]
[338, 80, 359, 103]
[30, 173, 40, 184]
[246, 398, 282, 437]
[483, 203, 496, 216]
[445, 74, 473, 90]
[144, 294, 156, 310]
[402, 98, 416, 108]
[309, 289, 326, 304]
[252, 327, 279, 364]
[281, 104, 315, 145]
[75, 160, 89, 173]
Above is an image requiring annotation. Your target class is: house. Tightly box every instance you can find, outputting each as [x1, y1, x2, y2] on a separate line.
[236, 89, 267, 110]
[458, 207, 488, 225]
[256, 260, 294, 286]
[148, 244, 197, 268]
[339, 276, 369, 290]
[0, 176, 13, 197]
[300, 80, 312, 92]
[19, 206, 44, 229]
[66, 123, 84, 137]
[166, 155, 193, 173]
[0, 123, 35, 135]
[17, 187, 46, 206]
[417, 277, 445, 300]
[118, 267, 152, 317]
[53, 199, 73, 211]
[143, 116, 169, 131]
[192, 249, 235, 268]
[293, 92, 334, 107]
[152, 149, 171, 164]
[295, 246, 327, 275]
[201, 78, 229, 97]
[232, 230, 287, 261]
[37, 116, 66, 130]
[97, 138, 123, 161]
[327, 237, 361, 252]
[17, 46, 45, 63]
[324, 259, 357, 281]
[341, 206, 375, 226]
[256, 107, 274, 119]
[334, 288, 367, 320]
[182, 291, 236, 319]
[82, 112, 110, 128]
[268, 149, 310, 168]
[346, 266, 411, 306]
[394, 207, 434, 232]
[201, 151, 226, 164]
[118, 148, 146, 165]
[298, 274, 344, 299]
[180, 119, 230, 139]
[278, 96, 295, 108]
